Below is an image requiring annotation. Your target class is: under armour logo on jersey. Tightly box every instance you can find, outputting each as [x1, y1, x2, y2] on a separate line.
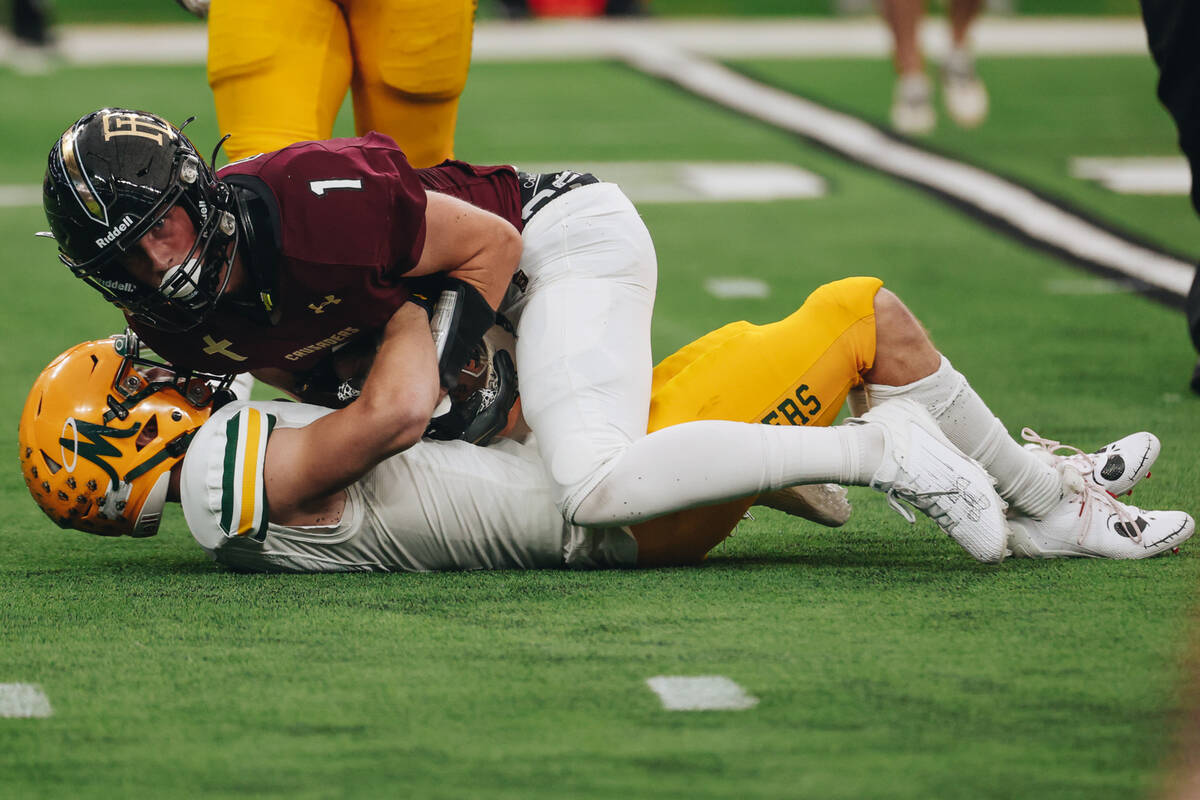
[202, 335, 247, 362]
[308, 295, 342, 314]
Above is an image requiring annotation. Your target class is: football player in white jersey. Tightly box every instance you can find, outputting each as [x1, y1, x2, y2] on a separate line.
[19, 280, 1194, 571]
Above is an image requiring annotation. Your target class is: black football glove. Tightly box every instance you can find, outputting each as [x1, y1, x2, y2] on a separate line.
[425, 348, 518, 446]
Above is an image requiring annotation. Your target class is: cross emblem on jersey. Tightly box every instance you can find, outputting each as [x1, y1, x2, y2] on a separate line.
[201, 335, 247, 362]
[309, 295, 342, 314]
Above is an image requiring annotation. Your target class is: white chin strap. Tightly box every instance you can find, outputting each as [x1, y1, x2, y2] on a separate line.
[160, 257, 204, 301]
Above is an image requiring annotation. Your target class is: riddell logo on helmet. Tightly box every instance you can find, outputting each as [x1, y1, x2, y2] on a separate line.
[97, 277, 137, 294]
[95, 214, 136, 249]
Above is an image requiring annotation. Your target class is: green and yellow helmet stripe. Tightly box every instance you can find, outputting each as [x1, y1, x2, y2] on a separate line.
[58, 125, 107, 225]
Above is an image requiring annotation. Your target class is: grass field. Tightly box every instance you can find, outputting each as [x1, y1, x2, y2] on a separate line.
[3, 18, 1200, 800]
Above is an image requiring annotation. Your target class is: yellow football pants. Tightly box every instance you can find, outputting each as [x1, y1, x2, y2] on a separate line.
[631, 276, 884, 566]
[207, 0, 475, 167]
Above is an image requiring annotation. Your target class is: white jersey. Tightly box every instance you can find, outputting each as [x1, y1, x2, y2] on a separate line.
[179, 400, 637, 572]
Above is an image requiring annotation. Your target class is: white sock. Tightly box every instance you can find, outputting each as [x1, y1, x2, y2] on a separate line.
[571, 420, 886, 527]
[866, 356, 1061, 518]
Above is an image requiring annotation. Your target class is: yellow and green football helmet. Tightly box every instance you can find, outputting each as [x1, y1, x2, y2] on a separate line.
[18, 334, 224, 537]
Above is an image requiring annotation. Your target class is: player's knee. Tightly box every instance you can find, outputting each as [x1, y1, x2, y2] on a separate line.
[804, 276, 884, 326]
[872, 288, 929, 349]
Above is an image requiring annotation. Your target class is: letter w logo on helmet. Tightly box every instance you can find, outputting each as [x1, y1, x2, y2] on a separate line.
[60, 417, 140, 484]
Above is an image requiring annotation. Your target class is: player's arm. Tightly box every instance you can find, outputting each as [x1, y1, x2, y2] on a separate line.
[261, 302, 441, 517]
[403, 190, 522, 389]
[406, 190, 522, 310]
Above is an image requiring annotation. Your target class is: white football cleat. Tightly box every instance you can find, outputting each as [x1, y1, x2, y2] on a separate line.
[758, 484, 852, 528]
[856, 398, 1008, 563]
[1007, 464, 1194, 559]
[1021, 428, 1159, 497]
[890, 73, 935, 136]
[942, 48, 988, 128]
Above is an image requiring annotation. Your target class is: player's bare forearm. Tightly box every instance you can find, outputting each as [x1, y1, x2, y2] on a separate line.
[409, 191, 522, 309]
[263, 303, 440, 513]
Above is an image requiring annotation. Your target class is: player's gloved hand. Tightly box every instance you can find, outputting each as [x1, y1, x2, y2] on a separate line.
[425, 348, 518, 446]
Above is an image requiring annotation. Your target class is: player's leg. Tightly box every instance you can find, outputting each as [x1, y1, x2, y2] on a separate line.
[509, 192, 887, 530]
[509, 224, 1006, 563]
[207, 0, 352, 161]
[863, 293, 1192, 557]
[630, 277, 881, 566]
[883, 0, 934, 135]
[344, 0, 475, 168]
[862, 294, 1061, 518]
[942, 0, 988, 128]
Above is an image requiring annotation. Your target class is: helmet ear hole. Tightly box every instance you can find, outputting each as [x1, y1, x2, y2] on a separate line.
[40, 450, 62, 474]
[136, 414, 159, 451]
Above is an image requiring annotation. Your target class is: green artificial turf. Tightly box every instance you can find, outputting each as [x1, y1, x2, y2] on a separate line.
[2, 47, 1199, 799]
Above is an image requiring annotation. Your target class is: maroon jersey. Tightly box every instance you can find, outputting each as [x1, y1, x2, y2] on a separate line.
[417, 159, 524, 232]
[131, 133, 430, 375]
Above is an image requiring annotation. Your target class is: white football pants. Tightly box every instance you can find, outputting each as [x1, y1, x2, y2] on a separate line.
[501, 183, 883, 527]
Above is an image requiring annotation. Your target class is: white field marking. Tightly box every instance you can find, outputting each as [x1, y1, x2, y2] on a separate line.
[1070, 157, 1191, 195]
[646, 675, 759, 711]
[518, 161, 825, 203]
[705, 277, 771, 299]
[0, 683, 53, 718]
[0, 18, 1151, 68]
[618, 43, 1196, 300]
[1044, 277, 1133, 295]
[0, 185, 42, 208]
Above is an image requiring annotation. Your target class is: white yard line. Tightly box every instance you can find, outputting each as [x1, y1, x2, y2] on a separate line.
[0, 683, 53, 718]
[646, 675, 759, 711]
[0, 17, 1151, 67]
[705, 277, 771, 299]
[0, 185, 42, 207]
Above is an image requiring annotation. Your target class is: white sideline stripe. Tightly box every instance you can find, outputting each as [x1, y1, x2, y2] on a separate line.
[646, 675, 759, 711]
[0, 185, 42, 208]
[0, 683, 53, 718]
[705, 277, 770, 298]
[618, 42, 1195, 299]
[0, 18, 1151, 67]
[1071, 156, 1191, 196]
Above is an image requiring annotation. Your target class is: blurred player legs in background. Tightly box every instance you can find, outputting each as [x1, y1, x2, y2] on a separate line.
[883, 0, 987, 135]
[1139, 0, 1200, 395]
[8, 0, 54, 74]
[188, 0, 475, 167]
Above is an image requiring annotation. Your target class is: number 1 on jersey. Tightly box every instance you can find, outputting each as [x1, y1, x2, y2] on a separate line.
[310, 179, 363, 196]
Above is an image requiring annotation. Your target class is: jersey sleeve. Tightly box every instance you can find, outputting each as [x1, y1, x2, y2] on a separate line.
[181, 402, 295, 550]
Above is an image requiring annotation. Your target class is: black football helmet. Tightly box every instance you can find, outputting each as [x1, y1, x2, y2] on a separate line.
[43, 108, 239, 332]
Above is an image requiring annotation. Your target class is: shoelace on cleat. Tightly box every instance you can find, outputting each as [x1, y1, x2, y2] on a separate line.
[1021, 428, 1121, 495]
[1059, 464, 1142, 546]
